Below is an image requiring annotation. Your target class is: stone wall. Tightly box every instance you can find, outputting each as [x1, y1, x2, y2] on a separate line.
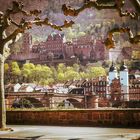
[7, 109, 140, 127]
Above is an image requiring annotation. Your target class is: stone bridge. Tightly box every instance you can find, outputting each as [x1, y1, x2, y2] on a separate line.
[5, 92, 91, 108]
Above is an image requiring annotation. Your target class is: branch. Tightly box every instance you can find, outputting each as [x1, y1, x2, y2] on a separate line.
[62, 0, 140, 19]
[2, 1, 41, 30]
[1, 0, 74, 45]
[3, 28, 23, 45]
[4, 19, 74, 44]
[104, 27, 140, 49]
[31, 18, 74, 30]
[5, 1, 29, 17]
[62, 0, 140, 49]
[10, 19, 20, 27]
[129, 0, 140, 13]
[62, 1, 116, 16]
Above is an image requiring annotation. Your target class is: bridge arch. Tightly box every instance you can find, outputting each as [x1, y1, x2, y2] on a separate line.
[57, 98, 83, 108]
[11, 97, 44, 108]
[24, 97, 44, 107]
[66, 98, 83, 108]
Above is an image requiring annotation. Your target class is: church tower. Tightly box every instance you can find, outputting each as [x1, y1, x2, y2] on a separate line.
[120, 61, 129, 101]
[109, 62, 118, 85]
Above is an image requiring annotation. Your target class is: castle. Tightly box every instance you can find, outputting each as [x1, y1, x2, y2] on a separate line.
[8, 33, 109, 65]
[8, 32, 135, 65]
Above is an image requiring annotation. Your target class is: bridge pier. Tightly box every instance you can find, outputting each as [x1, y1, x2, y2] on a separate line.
[93, 96, 99, 108]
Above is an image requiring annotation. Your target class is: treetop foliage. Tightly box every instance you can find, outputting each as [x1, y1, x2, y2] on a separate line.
[5, 62, 106, 85]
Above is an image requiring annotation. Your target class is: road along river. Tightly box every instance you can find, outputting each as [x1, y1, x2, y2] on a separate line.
[0, 125, 140, 140]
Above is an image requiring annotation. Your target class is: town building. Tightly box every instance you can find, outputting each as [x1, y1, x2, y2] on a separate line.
[108, 62, 140, 103]
[4, 62, 140, 108]
[63, 62, 140, 104]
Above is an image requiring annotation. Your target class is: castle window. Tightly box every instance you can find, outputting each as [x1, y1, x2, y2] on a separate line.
[100, 87, 102, 91]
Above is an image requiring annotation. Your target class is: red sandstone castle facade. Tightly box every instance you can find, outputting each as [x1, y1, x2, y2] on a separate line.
[8, 33, 108, 65]
[8, 32, 137, 65]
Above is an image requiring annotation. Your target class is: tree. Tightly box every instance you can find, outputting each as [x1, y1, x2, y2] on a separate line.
[57, 72, 66, 83]
[73, 63, 80, 72]
[4, 63, 10, 84]
[11, 61, 21, 76]
[21, 63, 35, 82]
[62, 0, 140, 49]
[4, 63, 9, 73]
[10, 61, 21, 83]
[0, 1, 74, 129]
[30, 65, 53, 85]
[65, 67, 80, 80]
[57, 63, 66, 73]
[87, 66, 106, 79]
[39, 65, 53, 82]
[79, 72, 88, 79]
[50, 66, 57, 83]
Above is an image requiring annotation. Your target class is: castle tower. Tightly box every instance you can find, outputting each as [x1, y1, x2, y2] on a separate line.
[109, 62, 118, 85]
[22, 33, 32, 54]
[90, 47, 96, 61]
[120, 61, 129, 101]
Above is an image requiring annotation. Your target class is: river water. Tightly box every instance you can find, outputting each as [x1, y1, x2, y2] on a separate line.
[0, 125, 140, 140]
